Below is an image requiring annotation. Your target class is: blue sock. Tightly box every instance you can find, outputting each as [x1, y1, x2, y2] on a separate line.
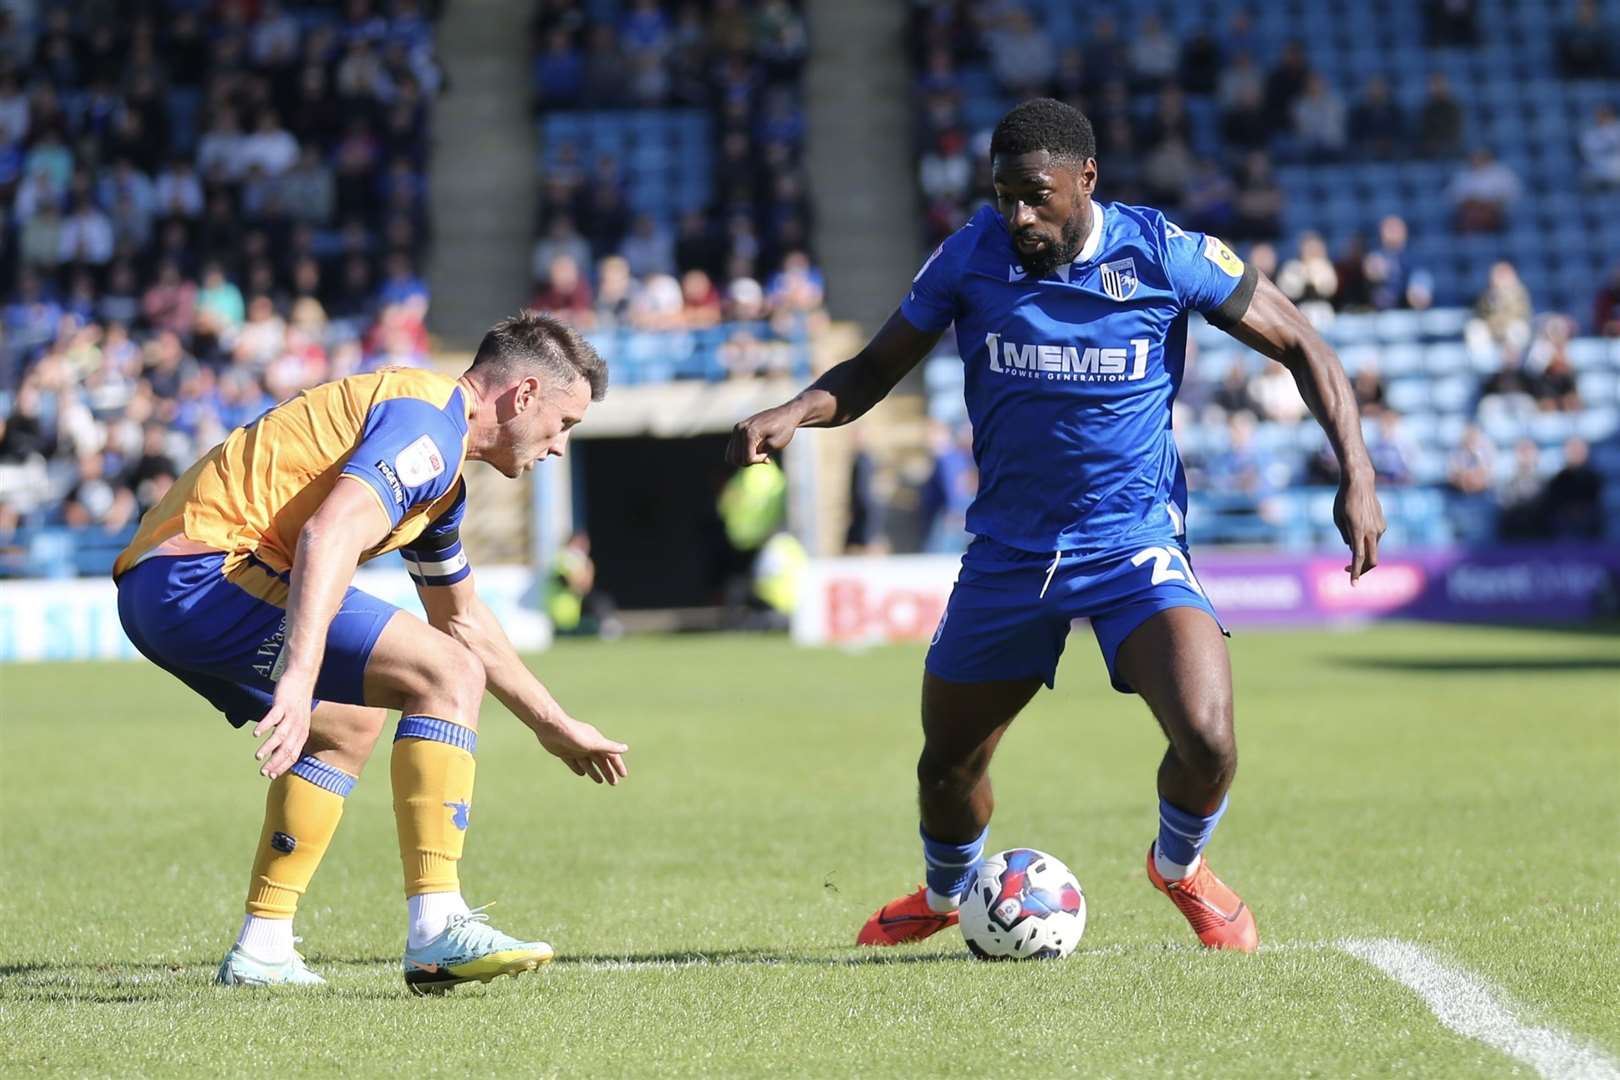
[1157, 796, 1228, 873]
[921, 824, 987, 906]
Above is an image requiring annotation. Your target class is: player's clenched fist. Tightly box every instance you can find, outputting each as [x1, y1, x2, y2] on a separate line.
[727, 404, 801, 466]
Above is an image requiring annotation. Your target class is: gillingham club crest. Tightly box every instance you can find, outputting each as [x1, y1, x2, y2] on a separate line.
[1099, 257, 1139, 301]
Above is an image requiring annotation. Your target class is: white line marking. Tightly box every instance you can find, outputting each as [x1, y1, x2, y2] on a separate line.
[1340, 937, 1620, 1080]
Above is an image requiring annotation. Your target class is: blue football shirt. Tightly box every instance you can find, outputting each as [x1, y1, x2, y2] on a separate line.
[900, 200, 1257, 554]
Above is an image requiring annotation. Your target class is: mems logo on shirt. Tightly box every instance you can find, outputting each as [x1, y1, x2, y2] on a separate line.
[985, 334, 1151, 383]
[395, 435, 446, 488]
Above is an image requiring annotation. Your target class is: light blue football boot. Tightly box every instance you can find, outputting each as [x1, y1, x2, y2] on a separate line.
[402, 907, 553, 995]
[215, 943, 326, 987]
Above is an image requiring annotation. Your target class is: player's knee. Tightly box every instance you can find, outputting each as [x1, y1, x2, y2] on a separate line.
[440, 642, 486, 724]
[917, 744, 985, 797]
[410, 637, 485, 727]
[1177, 700, 1236, 784]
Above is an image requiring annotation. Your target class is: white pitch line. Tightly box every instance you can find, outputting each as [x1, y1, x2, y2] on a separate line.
[1340, 937, 1620, 1080]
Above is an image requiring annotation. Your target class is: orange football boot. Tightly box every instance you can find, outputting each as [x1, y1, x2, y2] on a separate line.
[856, 885, 959, 946]
[1145, 844, 1259, 953]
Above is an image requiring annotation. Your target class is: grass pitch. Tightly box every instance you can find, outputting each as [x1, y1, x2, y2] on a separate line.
[2, 622, 1617, 1077]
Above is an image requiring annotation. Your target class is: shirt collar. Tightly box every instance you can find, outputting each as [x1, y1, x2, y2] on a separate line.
[1074, 199, 1105, 265]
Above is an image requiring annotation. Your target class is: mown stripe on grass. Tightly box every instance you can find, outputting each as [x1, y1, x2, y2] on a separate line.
[1340, 937, 1620, 1080]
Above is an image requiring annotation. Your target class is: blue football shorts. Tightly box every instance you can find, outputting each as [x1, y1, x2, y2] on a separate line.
[925, 536, 1227, 693]
[115, 551, 400, 727]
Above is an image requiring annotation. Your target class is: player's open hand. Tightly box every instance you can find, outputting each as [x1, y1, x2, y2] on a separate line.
[1334, 472, 1386, 584]
[727, 404, 800, 466]
[252, 681, 313, 780]
[533, 714, 629, 786]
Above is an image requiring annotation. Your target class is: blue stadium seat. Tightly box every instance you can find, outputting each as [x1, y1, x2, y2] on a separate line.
[1387, 378, 1428, 413]
[1578, 407, 1620, 442]
[1430, 375, 1477, 414]
[1380, 342, 1425, 376]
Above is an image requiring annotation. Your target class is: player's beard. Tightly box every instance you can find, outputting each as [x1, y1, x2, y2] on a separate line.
[1019, 212, 1087, 279]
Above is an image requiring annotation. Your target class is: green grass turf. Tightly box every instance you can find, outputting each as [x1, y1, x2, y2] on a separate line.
[1, 622, 1617, 1077]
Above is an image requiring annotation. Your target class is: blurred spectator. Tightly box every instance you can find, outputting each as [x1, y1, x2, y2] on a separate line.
[279, 148, 336, 226]
[1364, 216, 1432, 311]
[1418, 73, 1464, 159]
[987, 8, 1054, 93]
[545, 531, 621, 638]
[1182, 159, 1238, 236]
[1352, 363, 1388, 418]
[1534, 347, 1582, 414]
[1221, 82, 1271, 155]
[1206, 411, 1273, 495]
[1332, 235, 1371, 310]
[153, 158, 205, 219]
[1497, 438, 1543, 539]
[532, 255, 594, 325]
[1276, 232, 1337, 316]
[533, 28, 586, 108]
[196, 263, 246, 341]
[1446, 426, 1496, 495]
[1543, 438, 1601, 539]
[681, 270, 722, 328]
[620, 214, 676, 279]
[1448, 149, 1521, 233]
[1143, 136, 1196, 206]
[1425, 0, 1479, 46]
[62, 451, 137, 532]
[1233, 151, 1283, 240]
[675, 211, 726, 280]
[1348, 76, 1406, 159]
[1367, 413, 1416, 486]
[1478, 350, 1539, 413]
[532, 216, 594, 287]
[919, 420, 975, 554]
[1216, 50, 1264, 114]
[1263, 40, 1310, 129]
[1579, 104, 1620, 189]
[1470, 262, 1533, 355]
[593, 255, 636, 326]
[843, 431, 884, 554]
[919, 129, 972, 205]
[124, 422, 179, 512]
[1558, 0, 1615, 78]
[1247, 241, 1279, 281]
[630, 273, 685, 332]
[1594, 265, 1620, 337]
[1213, 361, 1258, 417]
[1180, 29, 1223, 95]
[1128, 15, 1180, 91]
[1250, 363, 1308, 424]
[1292, 73, 1347, 160]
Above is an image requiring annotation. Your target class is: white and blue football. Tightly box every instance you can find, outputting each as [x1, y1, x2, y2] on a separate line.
[959, 848, 1087, 960]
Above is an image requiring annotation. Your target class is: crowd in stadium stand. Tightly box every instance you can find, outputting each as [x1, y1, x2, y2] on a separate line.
[0, 1, 442, 562]
[525, 0, 827, 373]
[905, 0, 1619, 552]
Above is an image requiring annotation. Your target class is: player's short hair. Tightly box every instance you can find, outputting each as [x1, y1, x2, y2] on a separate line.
[469, 309, 608, 401]
[990, 98, 1097, 168]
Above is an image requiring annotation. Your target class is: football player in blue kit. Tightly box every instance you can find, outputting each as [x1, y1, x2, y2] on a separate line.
[727, 99, 1386, 952]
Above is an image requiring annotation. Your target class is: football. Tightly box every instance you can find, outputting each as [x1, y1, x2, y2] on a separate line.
[959, 848, 1087, 960]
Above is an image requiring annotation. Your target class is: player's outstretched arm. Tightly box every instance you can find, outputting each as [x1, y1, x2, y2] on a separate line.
[1221, 272, 1387, 581]
[416, 579, 628, 786]
[254, 477, 392, 779]
[726, 309, 943, 466]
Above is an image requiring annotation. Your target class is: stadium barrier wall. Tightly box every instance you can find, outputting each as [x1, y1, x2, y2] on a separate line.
[792, 544, 1620, 645]
[0, 565, 552, 663]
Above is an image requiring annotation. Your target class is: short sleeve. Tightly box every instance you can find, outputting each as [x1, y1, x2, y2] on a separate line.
[401, 478, 471, 586]
[340, 397, 465, 528]
[1162, 220, 1258, 329]
[899, 239, 960, 332]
